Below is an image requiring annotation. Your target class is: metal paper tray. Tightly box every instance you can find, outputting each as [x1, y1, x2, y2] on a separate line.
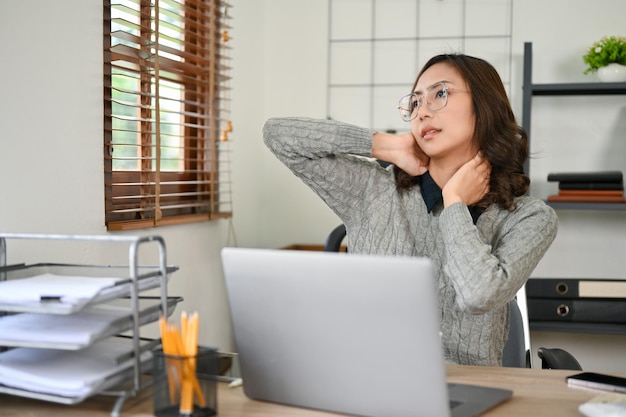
[0, 263, 178, 315]
[0, 296, 182, 350]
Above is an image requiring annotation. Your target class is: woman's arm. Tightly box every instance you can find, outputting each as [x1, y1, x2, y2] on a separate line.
[439, 199, 558, 314]
[262, 117, 389, 222]
[263, 117, 375, 163]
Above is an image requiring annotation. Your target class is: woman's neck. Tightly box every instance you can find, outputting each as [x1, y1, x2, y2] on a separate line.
[428, 152, 476, 188]
[428, 164, 457, 189]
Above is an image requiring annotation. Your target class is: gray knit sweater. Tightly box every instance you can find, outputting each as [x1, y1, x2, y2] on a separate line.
[263, 117, 558, 366]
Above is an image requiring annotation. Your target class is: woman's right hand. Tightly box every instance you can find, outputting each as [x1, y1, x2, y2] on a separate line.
[372, 131, 430, 176]
[442, 152, 491, 207]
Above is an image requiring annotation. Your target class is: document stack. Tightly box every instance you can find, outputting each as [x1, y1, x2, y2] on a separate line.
[546, 171, 625, 203]
[526, 278, 626, 326]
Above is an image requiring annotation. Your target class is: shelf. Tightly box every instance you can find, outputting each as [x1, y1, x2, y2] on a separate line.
[0, 264, 178, 315]
[0, 296, 181, 350]
[530, 321, 626, 335]
[546, 201, 626, 211]
[522, 42, 626, 213]
[530, 82, 626, 96]
[0, 338, 156, 405]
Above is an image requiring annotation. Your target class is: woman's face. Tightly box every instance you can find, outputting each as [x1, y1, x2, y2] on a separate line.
[410, 62, 477, 163]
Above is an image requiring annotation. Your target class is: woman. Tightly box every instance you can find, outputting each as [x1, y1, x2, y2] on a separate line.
[262, 54, 557, 366]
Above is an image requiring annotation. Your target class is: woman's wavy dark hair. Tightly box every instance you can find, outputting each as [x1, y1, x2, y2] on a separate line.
[394, 54, 529, 211]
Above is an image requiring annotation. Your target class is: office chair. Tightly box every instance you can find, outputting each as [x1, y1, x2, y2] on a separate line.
[502, 298, 531, 367]
[323, 224, 346, 252]
[324, 224, 583, 370]
[537, 347, 583, 370]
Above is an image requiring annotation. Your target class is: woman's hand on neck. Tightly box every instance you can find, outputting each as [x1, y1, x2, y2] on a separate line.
[431, 152, 491, 208]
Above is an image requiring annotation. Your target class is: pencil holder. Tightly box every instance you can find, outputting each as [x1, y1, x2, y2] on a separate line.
[152, 346, 218, 417]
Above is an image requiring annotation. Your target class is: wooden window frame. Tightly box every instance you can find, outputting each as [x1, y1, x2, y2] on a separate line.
[104, 0, 232, 230]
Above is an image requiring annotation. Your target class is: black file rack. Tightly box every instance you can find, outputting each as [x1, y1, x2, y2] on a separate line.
[0, 233, 180, 417]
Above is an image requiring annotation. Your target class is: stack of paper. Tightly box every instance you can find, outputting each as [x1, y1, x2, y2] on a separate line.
[0, 297, 178, 349]
[0, 306, 128, 348]
[0, 274, 122, 313]
[0, 339, 151, 398]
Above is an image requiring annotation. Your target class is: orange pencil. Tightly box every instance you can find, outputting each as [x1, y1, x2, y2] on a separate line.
[169, 321, 195, 414]
[181, 311, 188, 349]
[186, 312, 205, 406]
[159, 316, 178, 403]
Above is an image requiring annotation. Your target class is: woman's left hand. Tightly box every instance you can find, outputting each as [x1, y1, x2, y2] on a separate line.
[442, 152, 491, 207]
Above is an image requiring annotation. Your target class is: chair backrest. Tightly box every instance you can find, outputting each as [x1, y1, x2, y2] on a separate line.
[502, 298, 530, 368]
[323, 224, 346, 252]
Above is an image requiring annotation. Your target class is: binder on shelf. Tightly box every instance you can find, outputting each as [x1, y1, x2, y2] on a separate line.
[527, 298, 626, 324]
[559, 182, 624, 191]
[526, 278, 626, 299]
[547, 171, 624, 184]
[546, 171, 625, 204]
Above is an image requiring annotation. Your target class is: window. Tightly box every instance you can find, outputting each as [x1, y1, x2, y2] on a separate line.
[104, 0, 232, 230]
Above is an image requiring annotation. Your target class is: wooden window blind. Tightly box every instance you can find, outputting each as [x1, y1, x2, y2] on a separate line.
[104, 0, 233, 230]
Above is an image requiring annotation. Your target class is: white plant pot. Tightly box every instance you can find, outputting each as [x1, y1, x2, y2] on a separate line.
[596, 63, 626, 82]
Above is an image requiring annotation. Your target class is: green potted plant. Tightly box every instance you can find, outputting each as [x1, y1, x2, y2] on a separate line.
[582, 36, 626, 82]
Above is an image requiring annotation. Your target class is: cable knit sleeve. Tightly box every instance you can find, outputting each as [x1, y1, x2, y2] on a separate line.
[263, 117, 375, 161]
[439, 198, 558, 313]
[262, 117, 390, 223]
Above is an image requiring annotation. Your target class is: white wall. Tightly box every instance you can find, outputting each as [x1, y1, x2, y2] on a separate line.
[230, 0, 338, 252]
[0, 0, 625, 372]
[0, 1, 235, 353]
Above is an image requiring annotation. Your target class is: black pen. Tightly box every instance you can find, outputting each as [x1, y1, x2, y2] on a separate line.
[40, 295, 63, 302]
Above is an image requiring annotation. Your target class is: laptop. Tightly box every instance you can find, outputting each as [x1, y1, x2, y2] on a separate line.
[221, 247, 512, 417]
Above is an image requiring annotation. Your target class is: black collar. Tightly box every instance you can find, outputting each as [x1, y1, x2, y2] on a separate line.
[419, 171, 484, 224]
[420, 171, 443, 213]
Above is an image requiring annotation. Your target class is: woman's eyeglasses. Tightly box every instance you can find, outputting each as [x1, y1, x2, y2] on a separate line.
[397, 82, 455, 122]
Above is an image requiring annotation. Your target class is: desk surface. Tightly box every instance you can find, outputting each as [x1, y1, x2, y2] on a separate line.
[0, 365, 605, 417]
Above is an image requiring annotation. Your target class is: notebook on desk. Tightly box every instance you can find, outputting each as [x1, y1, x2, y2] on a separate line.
[221, 247, 512, 417]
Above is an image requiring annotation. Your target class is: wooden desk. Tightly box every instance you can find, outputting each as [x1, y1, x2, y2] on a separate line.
[0, 366, 605, 417]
